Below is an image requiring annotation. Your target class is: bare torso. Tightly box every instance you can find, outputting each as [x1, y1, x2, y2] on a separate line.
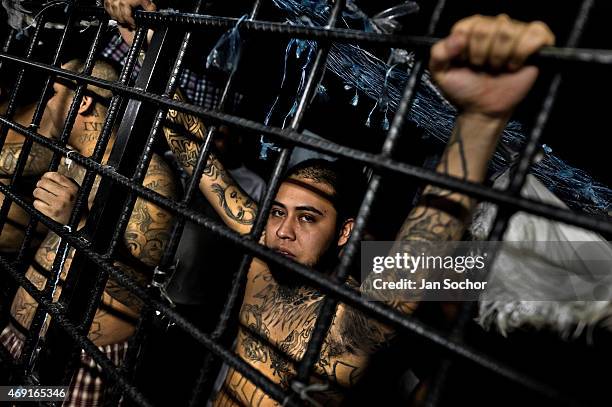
[213, 258, 392, 407]
[0, 107, 52, 253]
[9, 153, 173, 346]
[0, 180, 47, 253]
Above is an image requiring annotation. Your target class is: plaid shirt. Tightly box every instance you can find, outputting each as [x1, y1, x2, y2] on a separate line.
[102, 33, 242, 110]
[1, 324, 128, 407]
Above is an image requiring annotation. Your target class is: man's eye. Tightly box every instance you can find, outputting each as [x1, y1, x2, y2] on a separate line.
[271, 209, 285, 217]
[299, 214, 315, 223]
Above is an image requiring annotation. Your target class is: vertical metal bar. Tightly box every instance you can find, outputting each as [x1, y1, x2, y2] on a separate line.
[425, 2, 595, 405]
[294, 0, 448, 385]
[18, 9, 111, 377]
[0, 20, 47, 151]
[0, 28, 16, 72]
[0, 9, 55, 238]
[51, 27, 148, 391]
[7, 5, 80, 264]
[189, 0, 350, 403]
[487, 0, 595, 242]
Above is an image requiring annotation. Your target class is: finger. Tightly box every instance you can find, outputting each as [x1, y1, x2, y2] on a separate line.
[33, 186, 57, 204]
[429, 31, 468, 73]
[508, 21, 555, 71]
[451, 15, 479, 61]
[489, 14, 524, 70]
[123, 4, 136, 28]
[140, 0, 157, 12]
[42, 172, 79, 189]
[468, 17, 497, 67]
[110, 2, 125, 24]
[125, 1, 156, 28]
[33, 199, 52, 215]
[118, 26, 135, 46]
[37, 176, 77, 201]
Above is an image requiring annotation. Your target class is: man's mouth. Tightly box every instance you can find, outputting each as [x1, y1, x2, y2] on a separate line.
[274, 249, 296, 259]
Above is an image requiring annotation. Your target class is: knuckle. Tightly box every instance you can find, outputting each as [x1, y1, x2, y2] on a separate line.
[528, 21, 553, 37]
[497, 28, 513, 44]
[472, 23, 495, 40]
[497, 17, 518, 36]
[452, 17, 474, 34]
[430, 42, 444, 58]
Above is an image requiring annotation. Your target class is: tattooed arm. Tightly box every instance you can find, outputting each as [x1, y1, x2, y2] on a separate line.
[108, 154, 176, 309]
[0, 103, 53, 177]
[0, 117, 53, 250]
[0, 142, 53, 177]
[330, 15, 555, 365]
[162, 90, 257, 234]
[379, 16, 554, 315]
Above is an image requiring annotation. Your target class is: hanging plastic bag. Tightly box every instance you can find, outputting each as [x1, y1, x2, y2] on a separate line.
[371, 1, 419, 34]
[206, 14, 248, 74]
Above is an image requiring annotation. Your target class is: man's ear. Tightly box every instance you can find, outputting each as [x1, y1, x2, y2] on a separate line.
[337, 218, 355, 246]
[78, 95, 94, 115]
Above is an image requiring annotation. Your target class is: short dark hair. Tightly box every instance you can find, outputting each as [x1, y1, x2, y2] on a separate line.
[285, 158, 367, 224]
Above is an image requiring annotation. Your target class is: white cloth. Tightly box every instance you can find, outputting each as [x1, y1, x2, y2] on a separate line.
[472, 170, 612, 339]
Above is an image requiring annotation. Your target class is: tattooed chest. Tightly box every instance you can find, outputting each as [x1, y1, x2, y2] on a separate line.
[236, 283, 325, 385]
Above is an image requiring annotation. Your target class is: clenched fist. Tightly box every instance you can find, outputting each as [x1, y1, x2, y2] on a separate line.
[33, 172, 80, 225]
[430, 14, 555, 120]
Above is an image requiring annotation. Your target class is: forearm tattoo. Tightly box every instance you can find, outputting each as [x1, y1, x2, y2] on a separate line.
[0, 142, 52, 176]
[163, 90, 257, 228]
[109, 156, 176, 307]
[370, 120, 477, 314]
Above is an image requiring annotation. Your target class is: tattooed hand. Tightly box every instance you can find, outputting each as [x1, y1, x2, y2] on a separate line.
[33, 172, 81, 224]
[430, 14, 555, 121]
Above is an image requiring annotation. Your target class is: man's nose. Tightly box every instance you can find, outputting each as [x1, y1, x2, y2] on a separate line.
[275, 217, 296, 240]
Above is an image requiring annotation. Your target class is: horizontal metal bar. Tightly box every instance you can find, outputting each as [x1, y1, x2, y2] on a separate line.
[66, 6, 612, 67]
[130, 11, 612, 67]
[0, 180, 583, 406]
[0, 258, 155, 407]
[0, 190, 301, 407]
[0, 77, 610, 238]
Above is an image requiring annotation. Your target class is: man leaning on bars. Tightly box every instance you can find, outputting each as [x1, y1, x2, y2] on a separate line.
[1, 60, 177, 406]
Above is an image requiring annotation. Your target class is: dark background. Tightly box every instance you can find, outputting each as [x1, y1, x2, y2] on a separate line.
[2, 0, 610, 189]
[1, 1, 612, 406]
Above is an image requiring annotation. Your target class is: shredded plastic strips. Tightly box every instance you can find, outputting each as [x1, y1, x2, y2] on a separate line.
[241, 0, 610, 216]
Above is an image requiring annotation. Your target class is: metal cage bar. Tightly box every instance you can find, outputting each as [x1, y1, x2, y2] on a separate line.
[294, 0, 448, 387]
[0, 174, 580, 405]
[0, 52, 609, 232]
[16, 7, 111, 378]
[0, 1, 610, 406]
